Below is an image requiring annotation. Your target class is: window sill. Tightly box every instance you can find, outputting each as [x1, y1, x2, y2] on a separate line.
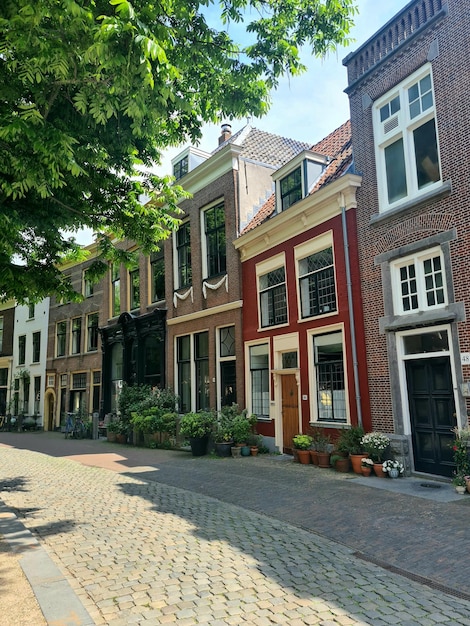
[370, 180, 452, 226]
[379, 302, 465, 333]
[258, 321, 290, 332]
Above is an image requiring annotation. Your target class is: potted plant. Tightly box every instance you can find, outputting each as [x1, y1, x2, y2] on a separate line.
[452, 472, 467, 494]
[232, 411, 256, 456]
[316, 432, 332, 468]
[360, 457, 374, 476]
[382, 459, 404, 478]
[292, 434, 313, 464]
[335, 425, 366, 474]
[330, 453, 350, 473]
[361, 432, 390, 476]
[106, 420, 119, 442]
[179, 411, 215, 456]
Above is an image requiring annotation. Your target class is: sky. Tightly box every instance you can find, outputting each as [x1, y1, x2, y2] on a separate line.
[75, 0, 403, 245]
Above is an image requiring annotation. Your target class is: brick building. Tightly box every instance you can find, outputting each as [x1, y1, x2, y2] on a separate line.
[166, 124, 310, 415]
[46, 243, 104, 429]
[234, 122, 371, 452]
[343, 0, 469, 476]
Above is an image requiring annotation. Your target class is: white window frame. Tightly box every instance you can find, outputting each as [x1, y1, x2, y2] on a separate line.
[200, 199, 226, 280]
[256, 253, 288, 330]
[245, 340, 271, 421]
[391, 246, 447, 316]
[294, 232, 337, 321]
[373, 63, 442, 212]
[175, 330, 209, 414]
[307, 324, 350, 426]
[173, 219, 191, 290]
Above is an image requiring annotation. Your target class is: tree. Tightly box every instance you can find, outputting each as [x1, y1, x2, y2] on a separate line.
[0, 0, 357, 303]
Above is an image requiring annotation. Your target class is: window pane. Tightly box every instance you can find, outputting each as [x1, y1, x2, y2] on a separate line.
[385, 138, 407, 203]
[220, 326, 235, 357]
[403, 331, 448, 355]
[250, 344, 269, 417]
[280, 167, 302, 211]
[414, 119, 440, 189]
[314, 332, 346, 423]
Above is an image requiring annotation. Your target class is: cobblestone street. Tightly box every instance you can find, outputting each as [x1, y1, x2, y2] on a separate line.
[1, 436, 470, 625]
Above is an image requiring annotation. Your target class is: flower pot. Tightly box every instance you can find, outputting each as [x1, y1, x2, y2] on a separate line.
[292, 449, 299, 463]
[466, 477, 470, 494]
[297, 450, 311, 464]
[373, 463, 386, 478]
[215, 441, 233, 457]
[241, 445, 251, 457]
[334, 457, 350, 473]
[116, 433, 127, 444]
[350, 454, 366, 475]
[231, 445, 241, 458]
[317, 452, 331, 468]
[309, 450, 319, 466]
[361, 466, 372, 477]
[189, 435, 209, 457]
[107, 432, 117, 443]
[388, 468, 400, 479]
[455, 485, 466, 495]
[250, 446, 259, 456]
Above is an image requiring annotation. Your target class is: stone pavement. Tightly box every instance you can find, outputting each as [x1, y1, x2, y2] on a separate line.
[0, 432, 470, 626]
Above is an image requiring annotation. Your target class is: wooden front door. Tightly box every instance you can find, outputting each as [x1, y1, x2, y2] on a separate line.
[406, 356, 456, 477]
[281, 374, 299, 453]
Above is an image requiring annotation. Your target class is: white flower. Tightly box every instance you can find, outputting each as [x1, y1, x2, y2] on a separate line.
[383, 459, 404, 474]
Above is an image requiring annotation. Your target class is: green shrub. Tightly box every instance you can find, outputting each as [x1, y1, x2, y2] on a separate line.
[179, 411, 216, 439]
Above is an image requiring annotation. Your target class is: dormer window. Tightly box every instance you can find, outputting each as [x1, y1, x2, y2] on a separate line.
[274, 151, 329, 213]
[280, 167, 302, 211]
[173, 155, 189, 180]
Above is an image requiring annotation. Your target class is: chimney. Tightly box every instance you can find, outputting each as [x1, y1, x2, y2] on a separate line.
[218, 123, 232, 146]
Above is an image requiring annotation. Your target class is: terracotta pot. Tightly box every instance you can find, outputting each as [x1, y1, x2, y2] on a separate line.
[361, 466, 372, 476]
[292, 449, 299, 463]
[373, 462, 386, 478]
[310, 450, 319, 466]
[466, 477, 470, 494]
[350, 454, 366, 475]
[317, 452, 331, 468]
[250, 446, 259, 456]
[334, 457, 350, 473]
[297, 450, 311, 464]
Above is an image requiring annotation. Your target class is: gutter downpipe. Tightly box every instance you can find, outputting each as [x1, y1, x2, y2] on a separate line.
[340, 194, 363, 427]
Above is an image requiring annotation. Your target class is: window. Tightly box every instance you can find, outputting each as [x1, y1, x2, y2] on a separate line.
[280, 166, 302, 211]
[176, 332, 209, 413]
[392, 248, 446, 315]
[299, 246, 336, 318]
[87, 313, 99, 352]
[177, 335, 191, 413]
[314, 332, 346, 423]
[34, 376, 41, 414]
[111, 263, 121, 317]
[83, 269, 94, 297]
[195, 332, 209, 411]
[71, 318, 82, 354]
[129, 262, 140, 310]
[374, 65, 441, 211]
[92, 371, 101, 415]
[249, 344, 269, 419]
[176, 222, 191, 288]
[70, 373, 86, 413]
[173, 155, 188, 180]
[0, 316, 3, 352]
[32, 331, 41, 363]
[204, 202, 226, 278]
[150, 250, 165, 302]
[18, 335, 26, 365]
[259, 266, 287, 327]
[220, 326, 236, 408]
[28, 303, 35, 319]
[0, 368, 7, 415]
[56, 321, 67, 357]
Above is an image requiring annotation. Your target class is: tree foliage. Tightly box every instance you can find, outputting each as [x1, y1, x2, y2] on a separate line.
[0, 0, 356, 302]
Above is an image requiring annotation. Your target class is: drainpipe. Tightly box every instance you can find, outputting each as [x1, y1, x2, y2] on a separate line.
[340, 194, 363, 427]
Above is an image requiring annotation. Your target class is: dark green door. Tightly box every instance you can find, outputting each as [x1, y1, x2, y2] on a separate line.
[406, 357, 456, 477]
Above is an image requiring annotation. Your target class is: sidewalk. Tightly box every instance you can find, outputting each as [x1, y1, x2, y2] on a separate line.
[1, 431, 470, 625]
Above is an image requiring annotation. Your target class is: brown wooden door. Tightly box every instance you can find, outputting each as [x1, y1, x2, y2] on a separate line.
[281, 374, 299, 453]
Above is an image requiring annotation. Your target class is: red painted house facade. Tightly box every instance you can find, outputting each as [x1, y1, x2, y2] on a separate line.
[234, 122, 371, 452]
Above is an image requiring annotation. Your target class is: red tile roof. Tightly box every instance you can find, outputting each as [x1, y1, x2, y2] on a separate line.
[241, 120, 352, 234]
